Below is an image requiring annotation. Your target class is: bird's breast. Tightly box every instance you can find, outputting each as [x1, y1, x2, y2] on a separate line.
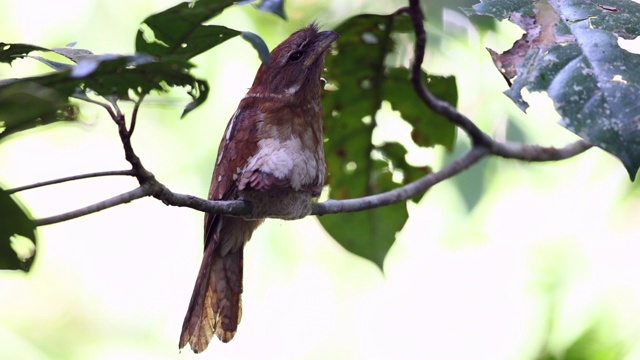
[244, 135, 324, 191]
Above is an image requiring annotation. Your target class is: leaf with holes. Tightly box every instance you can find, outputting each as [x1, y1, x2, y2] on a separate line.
[320, 12, 457, 269]
[468, 0, 640, 180]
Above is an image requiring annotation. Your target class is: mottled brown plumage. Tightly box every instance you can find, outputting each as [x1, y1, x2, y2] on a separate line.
[179, 25, 338, 353]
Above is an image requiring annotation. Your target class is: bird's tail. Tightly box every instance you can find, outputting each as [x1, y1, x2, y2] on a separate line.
[179, 238, 244, 353]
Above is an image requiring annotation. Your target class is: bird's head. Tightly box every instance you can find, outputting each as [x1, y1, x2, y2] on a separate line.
[249, 24, 338, 101]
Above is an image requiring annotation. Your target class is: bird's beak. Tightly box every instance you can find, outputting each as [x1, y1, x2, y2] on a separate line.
[304, 30, 339, 68]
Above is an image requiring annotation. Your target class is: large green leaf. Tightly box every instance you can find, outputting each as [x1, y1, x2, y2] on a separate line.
[320, 13, 457, 269]
[136, 0, 270, 64]
[0, 82, 77, 141]
[468, 0, 640, 180]
[0, 188, 36, 271]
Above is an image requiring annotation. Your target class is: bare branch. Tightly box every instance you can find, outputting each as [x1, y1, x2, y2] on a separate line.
[31, 138, 589, 226]
[113, 103, 154, 184]
[34, 185, 153, 226]
[151, 184, 251, 216]
[128, 93, 146, 137]
[406, 0, 591, 161]
[71, 94, 117, 120]
[312, 146, 489, 215]
[492, 139, 592, 161]
[407, 0, 493, 147]
[27, 2, 595, 229]
[6, 170, 136, 194]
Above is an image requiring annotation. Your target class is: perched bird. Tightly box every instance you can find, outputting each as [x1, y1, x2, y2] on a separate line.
[179, 25, 338, 353]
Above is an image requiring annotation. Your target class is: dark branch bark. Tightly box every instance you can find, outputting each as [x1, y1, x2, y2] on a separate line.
[32, 137, 592, 226]
[407, 0, 493, 147]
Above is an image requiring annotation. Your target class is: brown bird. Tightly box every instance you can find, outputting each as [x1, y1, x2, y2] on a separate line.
[179, 25, 338, 353]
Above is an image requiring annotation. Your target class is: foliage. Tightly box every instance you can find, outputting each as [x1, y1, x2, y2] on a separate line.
[467, 0, 640, 179]
[0, 0, 639, 277]
[320, 12, 457, 269]
[0, 188, 35, 270]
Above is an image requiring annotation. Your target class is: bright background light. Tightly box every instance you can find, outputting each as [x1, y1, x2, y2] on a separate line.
[1, 1, 640, 359]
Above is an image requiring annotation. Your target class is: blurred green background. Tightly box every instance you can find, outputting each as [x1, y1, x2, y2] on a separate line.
[2, 0, 640, 359]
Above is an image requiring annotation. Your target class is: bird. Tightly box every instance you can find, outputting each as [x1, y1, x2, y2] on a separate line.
[179, 24, 338, 353]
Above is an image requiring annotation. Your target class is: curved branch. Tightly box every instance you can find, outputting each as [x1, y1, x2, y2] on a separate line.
[406, 0, 591, 161]
[6, 170, 136, 194]
[492, 139, 592, 161]
[313, 146, 489, 215]
[29, 2, 594, 228]
[407, 0, 493, 147]
[31, 139, 589, 226]
[34, 185, 152, 226]
[150, 183, 252, 216]
[128, 93, 146, 137]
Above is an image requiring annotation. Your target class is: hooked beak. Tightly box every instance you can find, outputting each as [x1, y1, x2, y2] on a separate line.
[304, 30, 339, 68]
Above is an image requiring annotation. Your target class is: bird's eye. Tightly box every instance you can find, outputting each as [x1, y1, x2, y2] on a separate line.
[288, 51, 303, 62]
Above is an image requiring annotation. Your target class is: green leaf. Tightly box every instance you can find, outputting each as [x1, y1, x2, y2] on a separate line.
[241, 31, 271, 64]
[136, 0, 239, 61]
[320, 12, 457, 269]
[378, 141, 431, 203]
[0, 42, 49, 65]
[0, 51, 209, 133]
[471, 0, 640, 180]
[383, 68, 457, 151]
[0, 82, 77, 141]
[238, 0, 287, 20]
[464, 0, 534, 20]
[0, 188, 36, 271]
[320, 203, 408, 270]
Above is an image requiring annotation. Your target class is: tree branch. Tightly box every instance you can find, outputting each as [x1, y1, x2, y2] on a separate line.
[33, 185, 152, 226]
[28, 1, 594, 228]
[492, 139, 592, 161]
[6, 170, 136, 194]
[312, 146, 489, 215]
[407, 0, 493, 147]
[406, 0, 591, 159]
[128, 93, 146, 137]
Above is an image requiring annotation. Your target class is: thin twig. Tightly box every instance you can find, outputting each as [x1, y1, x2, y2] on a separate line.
[34, 185, 153, 226]
[312, 146, 489, 215]
[6, 170, 136, 194]
[112, 100, 154, 184]
[30, 2, 594, 228]
[492, 139, 592, 161]
[128, 93, 146, 137]
[407, 0, 493, 147]
[32, 182, 250, 226]
[71, 94, 117, 120]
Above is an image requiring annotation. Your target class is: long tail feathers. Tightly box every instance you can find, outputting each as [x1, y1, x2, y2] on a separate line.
[179, 245, 244, 353]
